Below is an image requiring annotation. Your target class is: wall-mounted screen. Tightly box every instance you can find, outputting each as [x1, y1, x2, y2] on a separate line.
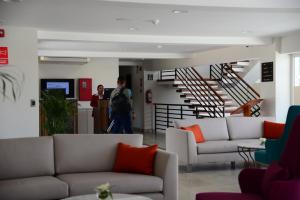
[41, 79, 75, 98]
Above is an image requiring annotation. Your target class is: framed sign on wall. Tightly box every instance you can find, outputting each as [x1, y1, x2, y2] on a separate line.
[261, 62, 273, 82]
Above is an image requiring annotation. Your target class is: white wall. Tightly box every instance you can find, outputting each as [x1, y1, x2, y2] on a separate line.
[39, 58, 119, 108]
[144, 42, 292, 122]
[275, 52, 291, 122]
[0, 26, 39, 139]
[281, 32, 300, 54]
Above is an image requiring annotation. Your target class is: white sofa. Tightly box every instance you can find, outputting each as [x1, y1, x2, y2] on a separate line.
[166, 117, 273, 170]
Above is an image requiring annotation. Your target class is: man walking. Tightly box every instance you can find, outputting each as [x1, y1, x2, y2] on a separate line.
[109, 76, 133, 133]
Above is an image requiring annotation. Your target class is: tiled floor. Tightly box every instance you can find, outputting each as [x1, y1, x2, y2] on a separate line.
[178, 165, 241, 200]
[142, 132, 242, 200]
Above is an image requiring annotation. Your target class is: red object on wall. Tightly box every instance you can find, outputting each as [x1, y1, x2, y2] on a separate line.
[0, 29, 5, 37]
[0, 47, 8, 65]
[79, 78, 92, 101]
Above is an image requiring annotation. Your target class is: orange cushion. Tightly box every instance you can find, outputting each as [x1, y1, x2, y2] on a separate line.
[181, 124, 205, 143]
[263, 121, 285, 139]
[113, 143, 158, 175]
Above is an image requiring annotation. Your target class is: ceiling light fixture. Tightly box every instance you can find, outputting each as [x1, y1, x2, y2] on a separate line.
[116, 18, 131, 22]
[152, 19, 160, 25]
[242, 30, 253, 34]
[2, 0, 23, 2]
[172, 10, 188, 14]
[129, 27, 138, 31]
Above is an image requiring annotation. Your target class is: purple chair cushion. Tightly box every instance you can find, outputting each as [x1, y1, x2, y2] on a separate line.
[261, 162, 290, 198]
[196, 193, 263, 200]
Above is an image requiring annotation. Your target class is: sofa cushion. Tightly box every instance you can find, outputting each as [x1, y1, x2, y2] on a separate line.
[113, 143, 158, 175]
[0, 136, 54, 180]
[263, 121, 285, 139]
[197, 139, 261, 154]
[0, 176, 68, 200]
[57, 172, 163, 196]
[174, 118, 229, 141]
[54, 134, 143, 174]
[226, 117, 274, 140]
[181, 124, 205, 143]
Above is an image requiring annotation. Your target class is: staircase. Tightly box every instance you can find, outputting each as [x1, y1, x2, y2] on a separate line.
[229, 60, 250, 76]
[157, 67, 238, 118]
[210, 63, 261, 116]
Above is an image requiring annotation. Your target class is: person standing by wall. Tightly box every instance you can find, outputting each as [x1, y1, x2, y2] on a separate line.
[109, 76, 133, 133]
[90, 84, 105, 133]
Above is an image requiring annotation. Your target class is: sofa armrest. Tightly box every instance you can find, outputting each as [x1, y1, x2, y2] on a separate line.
[239, 168, 266, 195]
[269, 180, 300, 200]
[166, 127, 197, 166]
[154, 150, 178, 200]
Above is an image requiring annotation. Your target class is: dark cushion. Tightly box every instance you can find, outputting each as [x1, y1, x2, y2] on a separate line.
[57, 172, 163, 196]
[0, 137, 55, 180]
[196, 193, 263, 200]
[0, 176, 68, 200]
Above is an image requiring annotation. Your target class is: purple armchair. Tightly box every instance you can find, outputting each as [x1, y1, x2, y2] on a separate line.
[196, 115, 300, 200]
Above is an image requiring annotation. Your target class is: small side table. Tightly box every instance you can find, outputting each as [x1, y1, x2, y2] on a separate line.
[237, 143, 265, 168]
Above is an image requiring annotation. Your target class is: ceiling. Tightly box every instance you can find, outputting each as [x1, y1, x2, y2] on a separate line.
[1, 0, 300, 58]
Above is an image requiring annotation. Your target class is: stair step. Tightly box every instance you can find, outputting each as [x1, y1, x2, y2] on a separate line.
[174, 80, 218, 84]
[230, 61, 250, 66]
[173, 83, 218, 87]
[180, 93, 231, 99]
[231, 68, 245, 73]
[177, 89, 225, 94]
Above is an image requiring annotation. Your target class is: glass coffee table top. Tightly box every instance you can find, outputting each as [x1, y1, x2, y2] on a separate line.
[62, 193, 152, 200]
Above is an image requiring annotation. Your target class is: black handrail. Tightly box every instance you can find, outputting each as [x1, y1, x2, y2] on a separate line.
[210, 63, 261, 116]
[176, 68, 224, 117]
[159, 68, 225, 118]
[154, 103, 219, 133]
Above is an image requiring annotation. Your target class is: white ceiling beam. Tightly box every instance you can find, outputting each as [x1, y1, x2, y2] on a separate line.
[103, 0, 300, 9]
[38, 50, 189, 59]
[38, 31, 272, 46]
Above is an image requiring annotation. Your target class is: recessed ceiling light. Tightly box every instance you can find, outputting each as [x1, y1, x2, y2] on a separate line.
[157, 45, 163, 49]
[2, 0, 23, 2]
[172, 10, 188, 14]
[129, 27, 138, 31]
[116, 18, 131, 22]
[242, 30, 253, 34]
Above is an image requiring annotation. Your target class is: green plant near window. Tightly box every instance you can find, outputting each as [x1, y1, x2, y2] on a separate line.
[40, 90, 75, 135]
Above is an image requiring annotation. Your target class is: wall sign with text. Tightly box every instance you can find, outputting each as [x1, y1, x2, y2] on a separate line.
[261, 62, 273, 82]
[0, 47, 9, 65]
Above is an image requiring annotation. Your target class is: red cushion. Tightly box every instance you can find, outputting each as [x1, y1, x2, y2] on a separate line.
[181, 124, 205, 143]
[263, 121, 285, 139]
[261, 162, 290, 198]
[113, 143, 158, 175]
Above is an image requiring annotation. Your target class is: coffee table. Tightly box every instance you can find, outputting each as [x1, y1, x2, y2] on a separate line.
[237, 143, 265, 168]
[62, 193, 152, 200]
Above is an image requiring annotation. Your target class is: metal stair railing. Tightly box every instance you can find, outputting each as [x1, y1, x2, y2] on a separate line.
[210, 63, 261, 116]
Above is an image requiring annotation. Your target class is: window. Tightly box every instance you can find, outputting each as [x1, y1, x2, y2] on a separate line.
[294, 56, 300, 86]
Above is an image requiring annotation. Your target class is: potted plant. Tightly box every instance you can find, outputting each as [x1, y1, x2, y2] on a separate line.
[40, 90, 75, 135]
[96, 183, 113, 200]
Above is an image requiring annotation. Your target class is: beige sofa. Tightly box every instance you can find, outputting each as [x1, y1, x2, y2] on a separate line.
[166, 117, 272, 170]
[0, 134, 178, 200]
